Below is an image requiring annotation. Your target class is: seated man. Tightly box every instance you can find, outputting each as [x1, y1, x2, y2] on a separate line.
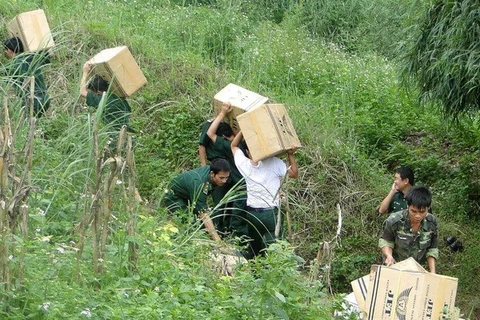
[231, 131, 298, 258]
[80, 62, 135, 133]
[162, 158, 231, 242]
[377, 166, 414, 215]
[2, 36, 51, 117]
[379, 186, 438, 273]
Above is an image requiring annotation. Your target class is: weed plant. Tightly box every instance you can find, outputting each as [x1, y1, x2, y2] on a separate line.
[0, 0, 479, 318]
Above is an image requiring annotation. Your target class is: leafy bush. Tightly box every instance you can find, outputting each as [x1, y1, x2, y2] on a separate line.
[1, 0, 480, 317]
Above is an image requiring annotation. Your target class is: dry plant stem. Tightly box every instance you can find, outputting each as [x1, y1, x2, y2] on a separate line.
[0, 85, 36, 289]
[29, 77, 34, 119]
[0, 97, 11, 291]
[76, 114, 100, 259]
[275, 174, 289, 238]
[284, 190, 292, 241]
[100, 152, 124, 269]
[125, 135, 139, 270]
[92, 122, 102, 275]
[77, 124, 133, 275]
[18, 92, 37, 283]
[309, 203, 343, 295]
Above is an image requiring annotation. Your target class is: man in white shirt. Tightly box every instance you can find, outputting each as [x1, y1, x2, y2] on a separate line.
[231, 131, 298, 258]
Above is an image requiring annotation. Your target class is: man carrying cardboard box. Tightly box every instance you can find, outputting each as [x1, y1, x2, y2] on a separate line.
[80, 62, 135, 134]
[2, 36, 51, 117]
[231, 130, 298, 258]
[202, 103, 248, 237]
[379, 185, 439, 273]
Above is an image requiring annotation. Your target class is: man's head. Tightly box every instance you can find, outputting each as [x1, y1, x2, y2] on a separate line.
[406, 186, 432, 223]
[3, 37, 24, 58]
[209, 158, 230, 187]
[394, 166, 414, 191]
[216, 122, 234, 140]
[87, 75, 109, 93]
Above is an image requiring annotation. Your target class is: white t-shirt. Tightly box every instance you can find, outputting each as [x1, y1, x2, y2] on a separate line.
[234, 149, 287, 208]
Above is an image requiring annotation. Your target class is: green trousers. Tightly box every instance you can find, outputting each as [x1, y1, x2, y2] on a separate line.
[244, 206, 280, 258]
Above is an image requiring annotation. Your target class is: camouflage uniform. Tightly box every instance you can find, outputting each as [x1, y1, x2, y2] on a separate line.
[378, 209, 439, 264]
[387, 191, 407, 214]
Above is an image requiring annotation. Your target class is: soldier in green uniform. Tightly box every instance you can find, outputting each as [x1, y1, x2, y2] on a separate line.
[379, 185, 438, 273]
[377, 166, 414, 215]
[80, 62, 135, 134]
[2, 37, 51, 117]
[198, 103, 247, 237]
[163, 158, 231, 241]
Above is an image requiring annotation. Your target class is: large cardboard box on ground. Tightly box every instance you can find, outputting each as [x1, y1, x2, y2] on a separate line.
[213, 83, 268, 132]
[351, 258, 426, 312]
[364, 265, 458, 320]
[237, 103, 302, 162]
[7, 9, 55, 52]
[87, 46, 147, 97]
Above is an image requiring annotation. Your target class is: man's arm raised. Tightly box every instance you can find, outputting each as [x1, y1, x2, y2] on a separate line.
[207, 102, 232, 143]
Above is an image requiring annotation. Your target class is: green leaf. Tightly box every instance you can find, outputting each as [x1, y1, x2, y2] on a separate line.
[274, 291, 286, 303]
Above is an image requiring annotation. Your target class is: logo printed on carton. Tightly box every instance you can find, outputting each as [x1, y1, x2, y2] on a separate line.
[383, 287, 414, 319]
[395, 287, 413, 320]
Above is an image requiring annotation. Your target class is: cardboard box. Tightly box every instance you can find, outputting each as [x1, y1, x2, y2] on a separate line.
[87, 46, 147, 97]
[389, 257, 427, 273]
[351, 258, 426, 313]
[364, 266, 458, 320]
[351, 274, 370, 313]
[7, 9, 55, 52]
[213, 83, 268, 132]
[237, 103, 301, 162]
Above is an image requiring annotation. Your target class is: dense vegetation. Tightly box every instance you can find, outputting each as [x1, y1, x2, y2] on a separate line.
[0, 0, 479, 318]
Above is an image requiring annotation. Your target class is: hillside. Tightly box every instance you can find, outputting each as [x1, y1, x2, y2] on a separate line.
[0, 0, 479, 319]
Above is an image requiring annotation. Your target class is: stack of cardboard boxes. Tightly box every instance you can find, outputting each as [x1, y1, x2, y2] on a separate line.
[350, 258, 462, 320]
[214, 83, 301, 161]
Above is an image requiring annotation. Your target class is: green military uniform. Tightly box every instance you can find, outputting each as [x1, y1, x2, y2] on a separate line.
[162, 166, 215, 217]
[86, 91, 134, 133]
[5, 51, 50, 117]
[198, 121, 242, 184]
[198, 120, 246, 235]
[379, 209, 439, 264]
[387, 191, 407, 214]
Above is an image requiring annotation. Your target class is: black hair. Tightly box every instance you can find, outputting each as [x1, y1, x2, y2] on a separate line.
[405, 186, 432, 209]
[87, 75, 109, 92]
[210, 158, 230, 174]
[3, 37, 24, 54]
[216, 122, 234, 138]
[396, 166, 415, 186]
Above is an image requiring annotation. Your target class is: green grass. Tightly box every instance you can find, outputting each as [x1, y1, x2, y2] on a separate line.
[1, 0, 479, 318]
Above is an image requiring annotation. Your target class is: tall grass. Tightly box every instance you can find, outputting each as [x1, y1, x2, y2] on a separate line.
[0, 0, 479, 318]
